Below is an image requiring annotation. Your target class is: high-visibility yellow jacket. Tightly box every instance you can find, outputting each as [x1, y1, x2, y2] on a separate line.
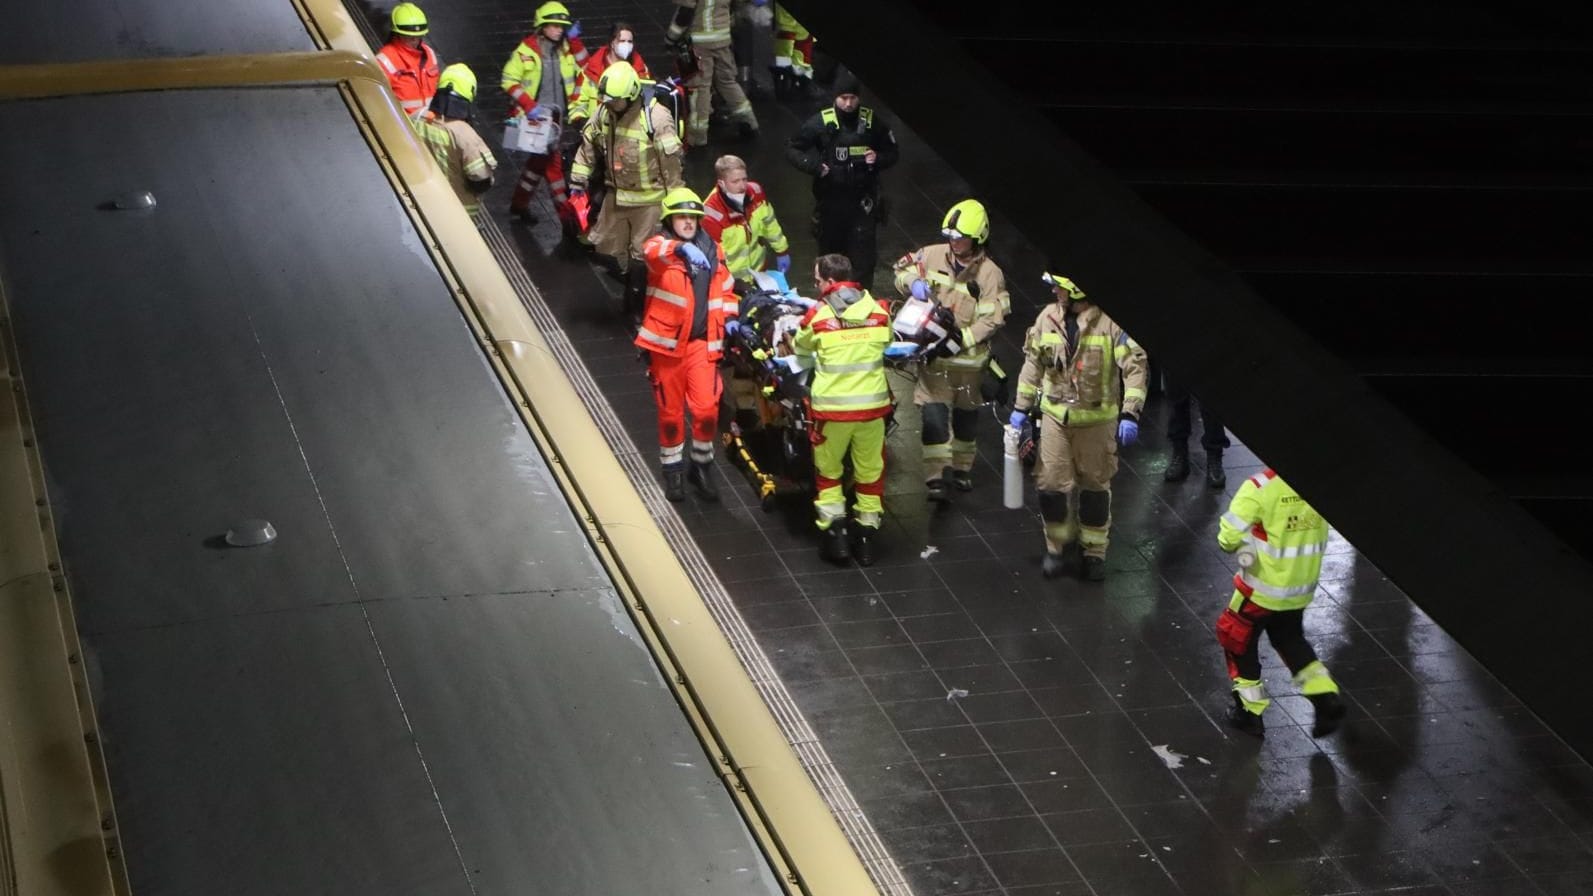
[702, 182, 789, 282]
[1014, 302, 1148, 427]
[500, 35, 587, 120]
[793, 284, 893, 421]
[1218, 470, 1329, 611]
[892, 245, 1009, 369]
[570, 98, 684, 207]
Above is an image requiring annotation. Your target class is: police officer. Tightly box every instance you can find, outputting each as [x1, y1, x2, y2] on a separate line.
[785, 69, 898, 291]
[894, 199, 1010, 502]
[1007, 271, 1146, 582]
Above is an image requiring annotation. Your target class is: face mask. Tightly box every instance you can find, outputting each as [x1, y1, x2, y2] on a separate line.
[614, 40, 634, 59]
[722, 189, 746, 204]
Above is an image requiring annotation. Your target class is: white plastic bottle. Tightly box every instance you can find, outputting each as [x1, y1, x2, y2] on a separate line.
[1002, 425, 1024, 510]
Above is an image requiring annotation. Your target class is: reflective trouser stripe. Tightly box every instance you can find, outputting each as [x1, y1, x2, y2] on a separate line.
[1293, 660, 1339, 696]
[690, 439, 715, 464]
[950, 437, 977, 470]
[1234, 677, 1270, 714]
[661, 442, 685, 467]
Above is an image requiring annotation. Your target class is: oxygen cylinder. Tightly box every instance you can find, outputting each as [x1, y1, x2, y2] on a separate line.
[1002, 424, 1024, 510]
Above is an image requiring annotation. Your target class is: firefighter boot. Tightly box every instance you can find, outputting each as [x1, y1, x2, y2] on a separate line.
[1227, 695, 1265, 738]
[1308, 692, 1347, 738]
[926, 477, 951, 503]
[687, 461, 719, 502]
[820, 522, 852, 564]
[950, 469, 973, 492]
[1164, 441, 1190, 482]
[851, 526, 876, 567]
[663, 469, 686, 502]
[1205, 450, 1227, 489]
[1042, 542, 1081, 579]
[1082, 555, 1107, 582]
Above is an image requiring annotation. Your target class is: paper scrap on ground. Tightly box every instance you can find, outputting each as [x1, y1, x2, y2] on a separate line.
[1152, 744, 1188, 769]
[920, 545, 939, 559]
[946, 688, 969, 702]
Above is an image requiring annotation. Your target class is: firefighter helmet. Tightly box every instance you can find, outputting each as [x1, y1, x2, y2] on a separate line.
[1042, 271, 1086, 300]
[660, 187, 707, 221]
[534, 1, 573, 28]
[390, 2, 429, 36]
[940, 199, 990, 244]
[596, 61, 643, 102]
[436, 64, 478, 103]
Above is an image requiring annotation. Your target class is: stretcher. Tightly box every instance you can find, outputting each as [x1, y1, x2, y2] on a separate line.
[719, 273, 963, 511]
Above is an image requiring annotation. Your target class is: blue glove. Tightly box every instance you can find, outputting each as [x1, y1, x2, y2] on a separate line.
[566, 20, 582, 40]
[1009, 410, 1027, 430]
[527, 106, 551, 122]
[775, 254, 792, 274]
[725, 319, 741, 336]
[676, 241, 709, 270]
[910, 279, 931, 300]
[752, 0, 770, 5]
[1117, 418, 1139, 446]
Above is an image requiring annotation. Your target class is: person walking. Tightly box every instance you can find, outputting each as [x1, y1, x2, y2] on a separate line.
[637, 188, 740, 502]
[1216, 468, 1346, 738]
[375, 2, 440, 122]
[792, 253, 893, 566]
[1007, 270, 1147, 581]
[500, 1, 590, 225]
[666, 0, 759, 147]
[1164, 378, 1229, 488]
[893, 199, 1010, 501]
[785, 69, 898, 290]
[569, 62, 686, 322]
[416, 64, 498, 221]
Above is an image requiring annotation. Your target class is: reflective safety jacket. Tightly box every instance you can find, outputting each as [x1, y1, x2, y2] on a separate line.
[793, 284, 893, 421]
[786, 105, 898, 202]
[376, 39, 440, 120]
[636, 231, 739, 358]
[501, 35, 588, 119]
[571, 97, 684, 207]
[1014, 302, 1148, 427]
[672, 0, 735, 48]
[581, 46, 652, 87]
[701, 182, 790, 282]
[1218, 470, 1329, 611]
[772, 5, 813, 74]
[892, 244, 1009, 369]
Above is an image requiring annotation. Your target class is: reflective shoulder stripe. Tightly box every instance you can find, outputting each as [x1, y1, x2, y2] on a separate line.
[376, 53, 399, 75]
[1248, 473, 1270, 489]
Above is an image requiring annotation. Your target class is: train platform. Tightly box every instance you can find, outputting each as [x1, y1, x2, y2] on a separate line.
[357, 3, 1593, 894]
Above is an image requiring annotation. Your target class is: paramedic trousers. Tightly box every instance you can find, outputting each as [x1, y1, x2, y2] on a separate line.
[649, 340, 723, 470]
[811, 417, 886, 532]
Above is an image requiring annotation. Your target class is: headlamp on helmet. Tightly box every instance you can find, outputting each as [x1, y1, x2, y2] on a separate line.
[1042, 272, 1086, 300]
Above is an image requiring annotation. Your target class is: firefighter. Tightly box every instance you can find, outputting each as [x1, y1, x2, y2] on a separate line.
[417, 65, 498, 221]
[637, 188, 740, 502]
[1215, 469, 1346, 739]
[792, 254, 893, 566]
[893, 199, 1010, 502]
[786, 69, 898, 290]
[1007, 271, 1147, 582]
[666, 0, 759, 147]
[570, 62, 685, 321]
[701, 154, 791, 288]
[375, 2, 440, 122]
[501, 1, 591, 225]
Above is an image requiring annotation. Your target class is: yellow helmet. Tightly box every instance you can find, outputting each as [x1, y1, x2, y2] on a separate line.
[596, 61, 642, 102]
[533, 1, 573, 28]
[941, 199, 990, 244]
[437, 63, 478, 103]
[1042, 270, 1086, 300]
[660, 187, 707, 221]
[390, 2, 428, 36]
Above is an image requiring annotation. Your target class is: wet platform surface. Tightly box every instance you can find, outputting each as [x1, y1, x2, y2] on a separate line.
[359, 2, 1593, 893]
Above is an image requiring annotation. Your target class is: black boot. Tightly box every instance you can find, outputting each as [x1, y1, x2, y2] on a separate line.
[1204, 451, 1227, 489]
[1081, 555, 1107, 582]
[1308, 692, 1347, 738]
[851, 526, 876, 567]
[950, 469, 973, 492]
[926, 477, 951, 503]
[1164, 441, 1190, 482]
[1042, 543, 1081, 579]
[663, 469, 686, 502]
[1227, 698, 1265, 738]
[687, 461, 719, 502]
[820, 522, 852, 564]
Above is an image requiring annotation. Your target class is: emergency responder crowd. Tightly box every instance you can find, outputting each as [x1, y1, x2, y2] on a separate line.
[373, 0, 1345, 741]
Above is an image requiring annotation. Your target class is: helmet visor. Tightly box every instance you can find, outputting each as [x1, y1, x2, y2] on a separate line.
[1041, 272, 1086, 299]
